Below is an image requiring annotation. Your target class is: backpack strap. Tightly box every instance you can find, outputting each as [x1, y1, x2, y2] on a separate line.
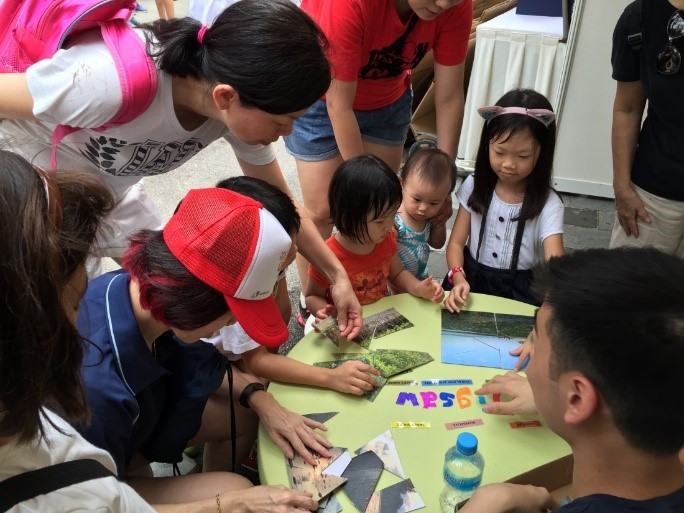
[100, 20, 158, 126]
[0, 459, 114, 511]
[625, 0, 643, 52]
[49, 19, 158, 168]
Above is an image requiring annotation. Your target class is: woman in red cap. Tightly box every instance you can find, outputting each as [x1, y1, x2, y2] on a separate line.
[76, 187, 328, 507]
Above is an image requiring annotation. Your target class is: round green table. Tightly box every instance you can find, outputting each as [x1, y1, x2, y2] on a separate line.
[258, 293, 570, 511]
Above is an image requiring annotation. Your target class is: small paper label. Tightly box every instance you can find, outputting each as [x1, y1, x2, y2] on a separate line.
[421, 379, 474, 386]
[391, 421, 431, 429]
[510, 420, 542, 428]
[388, 379, 474, 386]
[445, 419, 484, 430]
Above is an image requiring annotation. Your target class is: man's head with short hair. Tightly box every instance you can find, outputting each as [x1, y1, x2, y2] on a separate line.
[529, 247, 684, 455]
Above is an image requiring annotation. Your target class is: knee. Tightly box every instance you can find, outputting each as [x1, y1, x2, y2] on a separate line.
[306, 200, 332, 228]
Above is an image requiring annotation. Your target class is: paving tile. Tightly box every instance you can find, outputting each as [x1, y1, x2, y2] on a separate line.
[563, 225, 612, 250]
[564, 207, 597, 228]
[598, 210, 616, 231]
[562, 194, 615, 212]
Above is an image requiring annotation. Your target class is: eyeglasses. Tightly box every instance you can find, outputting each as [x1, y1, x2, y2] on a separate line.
[656, 10, 684, 75]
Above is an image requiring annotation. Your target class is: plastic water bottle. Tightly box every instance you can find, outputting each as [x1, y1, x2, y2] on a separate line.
[439, 432, 485, 513]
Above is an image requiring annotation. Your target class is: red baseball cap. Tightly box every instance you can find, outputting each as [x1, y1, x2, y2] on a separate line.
[163, 188, 292, 347]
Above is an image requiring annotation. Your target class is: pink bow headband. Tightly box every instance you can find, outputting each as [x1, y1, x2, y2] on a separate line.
[477, 106, 556, 127]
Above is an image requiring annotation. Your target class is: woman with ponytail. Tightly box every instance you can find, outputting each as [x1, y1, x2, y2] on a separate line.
[0, 0, 364, 338]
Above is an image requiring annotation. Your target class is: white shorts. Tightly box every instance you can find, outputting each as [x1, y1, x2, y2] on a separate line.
[95, 179, 164, 260]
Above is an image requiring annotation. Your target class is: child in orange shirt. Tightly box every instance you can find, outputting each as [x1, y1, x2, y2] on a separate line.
[306, 155, 443, 321]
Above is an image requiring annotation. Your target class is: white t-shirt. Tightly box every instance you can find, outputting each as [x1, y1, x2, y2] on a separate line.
[456, 175, 564, 270]
[204, 322, 261, 361]
[0, 29, 276, 256]
[0, 409, 155, 513]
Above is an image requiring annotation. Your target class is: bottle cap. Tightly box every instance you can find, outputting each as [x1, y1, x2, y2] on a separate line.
[456, 432, 478, 456]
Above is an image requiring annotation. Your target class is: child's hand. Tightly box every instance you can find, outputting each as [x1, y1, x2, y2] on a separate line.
[445, 280, 470, 313]
[312, 304, 336, 331]
[415, 276, 444, 303]
[329, 360, 381, 395]
[510, 329, 535, 371]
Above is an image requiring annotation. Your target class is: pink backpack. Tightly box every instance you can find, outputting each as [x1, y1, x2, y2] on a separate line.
[0, 0, 158, 168]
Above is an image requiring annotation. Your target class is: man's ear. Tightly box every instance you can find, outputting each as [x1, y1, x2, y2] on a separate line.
[212, 84, 238, 111]
[562, 372, 599, 425]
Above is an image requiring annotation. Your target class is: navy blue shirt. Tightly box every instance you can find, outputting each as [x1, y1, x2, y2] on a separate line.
[559, 486, 684, 512]
[76, 271, 226, 478]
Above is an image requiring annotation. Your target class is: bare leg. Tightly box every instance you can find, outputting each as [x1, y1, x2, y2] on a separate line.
[154, 0, 175, 19]
[294, 156, 344, 300]
[189, 373, 259, 473]
[362, 141, 403, 172]
[128, 471, 252, 504]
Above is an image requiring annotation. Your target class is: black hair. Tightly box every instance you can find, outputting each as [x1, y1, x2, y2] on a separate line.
[533, 247, 684, 455]
[216, 176, 300, 236]
[143, 0, 331, 114]
[470, 88, 557, 221]
[329, 155, 402, 243]
[401, 148, 457, 193]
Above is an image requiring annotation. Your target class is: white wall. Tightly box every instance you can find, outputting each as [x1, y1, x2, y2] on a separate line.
[552, 0, 632, 198]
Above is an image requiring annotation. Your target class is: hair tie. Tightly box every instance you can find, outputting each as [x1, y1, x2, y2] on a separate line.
[477, 105, 556, 127]
[197, 25, 208, 45]
[32, 165, 63, 228]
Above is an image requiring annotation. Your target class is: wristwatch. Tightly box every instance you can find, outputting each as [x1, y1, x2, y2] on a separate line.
[239, 382, 266, 409]
[447, 266, 466, 286]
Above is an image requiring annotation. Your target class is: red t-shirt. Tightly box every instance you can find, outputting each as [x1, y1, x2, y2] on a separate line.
[301, 0, 472, 110]
[309, 232, 398, 306]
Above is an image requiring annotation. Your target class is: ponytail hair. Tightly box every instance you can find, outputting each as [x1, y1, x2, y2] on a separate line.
[471, 88, 557, 222]
[143, 0, 331, 115]
[0, 151, 114, 443]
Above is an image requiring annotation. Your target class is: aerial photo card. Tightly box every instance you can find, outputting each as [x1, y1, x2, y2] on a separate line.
[441, 310, 533, 340]
[365, 479, 425, 513]
[315, 349, 431, 401]
[441, 333, 521, 370]
[341, 451, 384, 512]
[315, 349, 433, 380]
[315, 308, 413, 348]
[286, 447, 348, 501]
[355, 429, 405, 478]
[353, 308, 414, 349]
[304, 411, 339, 424]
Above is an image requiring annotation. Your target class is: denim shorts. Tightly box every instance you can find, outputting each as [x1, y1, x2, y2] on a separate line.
[284, 88, 413, 162]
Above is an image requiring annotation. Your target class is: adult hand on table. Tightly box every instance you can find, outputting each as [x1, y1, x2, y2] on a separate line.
[459, 483, 557, 513]
[329, 360, 381, 395]
[614, 185, 651, 238]
[329, 276, 363, 339]
[475, 372, 537, 415]
[220, 485, 318, 512]
[249, 390, 332, 466]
